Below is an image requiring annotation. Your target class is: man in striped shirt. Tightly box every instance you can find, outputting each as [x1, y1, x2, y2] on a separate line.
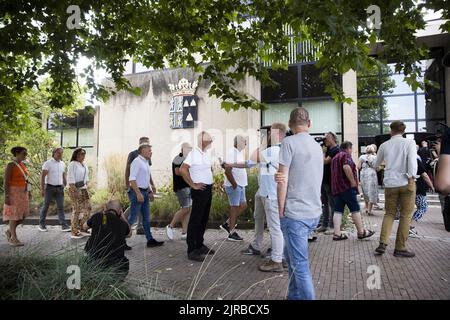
[331, 141, 375, 241]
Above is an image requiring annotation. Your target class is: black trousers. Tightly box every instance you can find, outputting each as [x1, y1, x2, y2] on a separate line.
[187, 185, 212, 254]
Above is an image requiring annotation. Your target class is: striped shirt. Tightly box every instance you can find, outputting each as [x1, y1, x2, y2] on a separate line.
[331, 151, 358, 195]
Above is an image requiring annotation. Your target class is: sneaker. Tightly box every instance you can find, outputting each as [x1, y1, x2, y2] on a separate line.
[166, 225, 174, 240]
[393, 249, 415, 258]
[61, 225, 71, 232]
[373, 204, 383, 210]
[147, 239, 164, 247]
[241, 245, 261, 256]
[124, 244, 132, 251]
[258, 260, 284, 273]
[408, 227, 420, 238]
[316, 226, 329, 233]
[227, 232, 243, 242]
[180, 233, 187, 240]
[188, 250, 206, 262]
[70, 232, 84, 239]
[38, 225, 48, 232]
[375, 243, 387, 255]
[136, 227, 145, 235]
[219, 222, 230, 234]
[308, 232, 318, 242]
[199, 245, 215, 255]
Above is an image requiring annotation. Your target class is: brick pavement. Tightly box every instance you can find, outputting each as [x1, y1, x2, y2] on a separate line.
[1, 205, 449, 300]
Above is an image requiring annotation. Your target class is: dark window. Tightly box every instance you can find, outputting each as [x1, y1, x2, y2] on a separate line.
[301, 64, 336, 98]
[261, 66, 298, 101]
[47, 106, 95, 150]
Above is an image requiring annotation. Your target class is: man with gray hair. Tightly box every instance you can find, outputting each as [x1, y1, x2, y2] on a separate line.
[220, 135, 248, 242]
[181, 131, 215, 262]
[128, 143, 164, 248]
[276, 107, 323, 300]
[125, 137, 156, 237]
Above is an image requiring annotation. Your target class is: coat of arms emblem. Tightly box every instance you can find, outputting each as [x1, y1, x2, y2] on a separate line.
[168, 78, 199, 129]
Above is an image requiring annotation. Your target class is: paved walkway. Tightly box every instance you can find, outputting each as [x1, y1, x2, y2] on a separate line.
[1, 205, 449, 300]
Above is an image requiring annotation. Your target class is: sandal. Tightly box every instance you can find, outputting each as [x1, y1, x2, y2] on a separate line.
[9, 238, 24, 247]
[358, 229, 375, 240]
[333, 234, 348, 241]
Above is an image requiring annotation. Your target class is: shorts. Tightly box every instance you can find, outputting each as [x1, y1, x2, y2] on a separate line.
[334, 188, 360, 214]
[225, 186, 247, 206]
[175, 187, 192, 208]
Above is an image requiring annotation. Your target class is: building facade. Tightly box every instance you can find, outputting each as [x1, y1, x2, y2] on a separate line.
[91, 19, 450, 187]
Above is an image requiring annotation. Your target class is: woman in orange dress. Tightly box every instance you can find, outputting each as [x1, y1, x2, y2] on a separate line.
[3, 146, 30, 246]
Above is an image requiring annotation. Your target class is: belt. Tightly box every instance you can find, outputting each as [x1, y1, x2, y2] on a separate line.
[47, 184, 63, 187]
[139, 187, 149, 192]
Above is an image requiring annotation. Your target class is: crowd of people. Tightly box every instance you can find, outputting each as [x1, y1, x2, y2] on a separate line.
[3, 106, 450, 300]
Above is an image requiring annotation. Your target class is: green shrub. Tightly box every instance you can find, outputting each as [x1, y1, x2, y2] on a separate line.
[150, 191, 180, 221]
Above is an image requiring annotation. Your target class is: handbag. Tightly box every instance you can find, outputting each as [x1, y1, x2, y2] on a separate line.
[75, 164, 87, 189]
[13, 161, 32, 192]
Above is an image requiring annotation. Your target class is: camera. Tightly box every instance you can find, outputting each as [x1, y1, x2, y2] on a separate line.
[314, 136, 325, 147]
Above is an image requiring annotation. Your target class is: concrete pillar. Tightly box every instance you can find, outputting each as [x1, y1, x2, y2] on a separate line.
[342, 69, 359, 159]
[92, 105, 101, 183]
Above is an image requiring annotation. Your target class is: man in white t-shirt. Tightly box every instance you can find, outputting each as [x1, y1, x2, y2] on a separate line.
[229, 123, 287, 272]
[180, 131, 215, 262]
[220, 135, 248, 242]
[39, 148, 70, 232]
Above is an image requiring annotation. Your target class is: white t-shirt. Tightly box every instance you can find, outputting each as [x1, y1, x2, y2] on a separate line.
[258, 145, 280, 199]
[67, 161, 89, 189]
[224, 147, 248, 187]
[42, 158, 65, 186]
[184, 147, 213, 185]
[129, 155, 151, 189]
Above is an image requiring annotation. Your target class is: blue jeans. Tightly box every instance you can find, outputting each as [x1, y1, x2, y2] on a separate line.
[127, 189, 153, 241]
[39, 185, 66, 226]
[225, 186, 246, 206]
[281, 216, 320, 300]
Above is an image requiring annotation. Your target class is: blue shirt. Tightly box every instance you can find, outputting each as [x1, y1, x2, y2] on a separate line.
[257, 145, 280, 200]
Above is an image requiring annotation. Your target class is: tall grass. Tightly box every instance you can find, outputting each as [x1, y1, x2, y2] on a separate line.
[90, 154, 129, 212]
[0, 247, 138, 300]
